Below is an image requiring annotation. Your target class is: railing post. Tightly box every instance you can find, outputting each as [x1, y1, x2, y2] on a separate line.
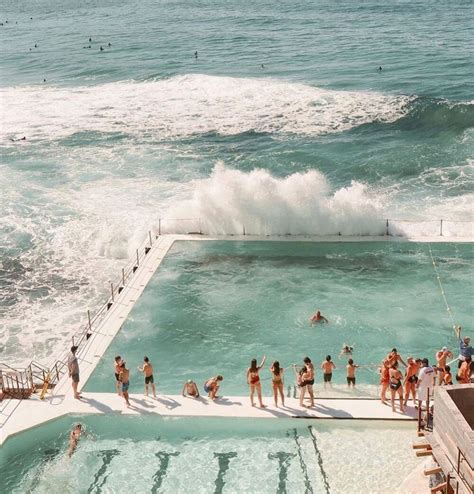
[87, 310, 92, 332]
[149, 230, 153, 246]
[385, 219, 389, 236]
[440, 219, 443, 236]
[158, 218, 161, 236]
[199, 218, 202, 235]
[243, 224, 246, 236]
[136, 249, 139, 266]
[110, 282, 115, 302]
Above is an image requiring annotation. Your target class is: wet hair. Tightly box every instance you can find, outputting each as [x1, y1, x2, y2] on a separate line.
[75, 423, 82, 429]
[303, 357, 311, 364]
[299, 367, 306, 376]
[422, 358, 429, 366]
[415, 358, 422, 363]
[326, 355, 331, 362]
[250, 359, 257, 371]
[216, 375, 223, 381]
[348, 359, 354, 365]
[115, 355, 121, 362]
[120, 361, 126, 368]
[445, 366, 451, 373]
[144, 356, 149, 363]
[392, 348, 397, 353]
[272, 361, 280, 376]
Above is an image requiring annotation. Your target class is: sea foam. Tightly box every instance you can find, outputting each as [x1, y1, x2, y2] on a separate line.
[2, 74, 410, 142]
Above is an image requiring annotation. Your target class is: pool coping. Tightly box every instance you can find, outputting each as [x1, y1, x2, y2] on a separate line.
[1, 233, 470, 446]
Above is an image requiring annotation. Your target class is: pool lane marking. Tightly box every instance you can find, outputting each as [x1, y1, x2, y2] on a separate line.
[268, 451, 297, 494]
[152, 451, 180, 494]
[308, 426, 330, 494]
[87, 449, 120, 494]
[213, 451, 238, 494]
[289, 428, 313, 493]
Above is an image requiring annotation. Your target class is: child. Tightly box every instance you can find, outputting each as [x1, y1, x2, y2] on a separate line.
[346, 359, 358, 387]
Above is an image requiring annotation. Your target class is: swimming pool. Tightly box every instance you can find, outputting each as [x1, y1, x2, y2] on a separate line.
[0, 415, 419, 494]
[85, 240, 473, 397]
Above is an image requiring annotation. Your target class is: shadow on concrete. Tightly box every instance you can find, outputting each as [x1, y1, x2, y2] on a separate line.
[154, 395, 181, 410]
[80, 397, 117, 414]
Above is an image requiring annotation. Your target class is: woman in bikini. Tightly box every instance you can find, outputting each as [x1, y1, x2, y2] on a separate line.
[403, 357, 420, 407]
[270, 361, 285, 408]
[389, 362, 405, 413]
[379, 359, 390, 404]
[247, 356, 266, 408]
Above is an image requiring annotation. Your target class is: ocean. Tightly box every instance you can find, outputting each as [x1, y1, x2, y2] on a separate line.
[1, 0, 473, 365]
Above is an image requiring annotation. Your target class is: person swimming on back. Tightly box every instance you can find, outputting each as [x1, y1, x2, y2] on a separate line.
[310, 310, 328, 325]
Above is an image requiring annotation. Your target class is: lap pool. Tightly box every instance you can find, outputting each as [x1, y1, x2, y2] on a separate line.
[1, 415, 418, 494]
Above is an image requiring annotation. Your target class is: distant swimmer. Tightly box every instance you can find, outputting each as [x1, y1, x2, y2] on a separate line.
[34, 43, 37, 48]
[194, 51, 198, 59]
[68, 424, 82, 457]
[10, 136, 26, 142]
[108, 42, 111, 47]
[310, 310, 328, 325]
[89, 37, 92, 42]
[339, 344, 353, 357]
[100, 46, 104, 52]
[378, 66, 383, 72]
[43, 78, 46, 82]
[261, 63, 265, 69]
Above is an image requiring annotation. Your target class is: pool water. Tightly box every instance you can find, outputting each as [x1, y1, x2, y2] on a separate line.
[0, 415, 418, 494]
[85, 240, 473, 396]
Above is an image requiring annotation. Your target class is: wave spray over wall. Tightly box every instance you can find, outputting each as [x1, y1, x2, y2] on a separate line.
[169, 164, 385, 235]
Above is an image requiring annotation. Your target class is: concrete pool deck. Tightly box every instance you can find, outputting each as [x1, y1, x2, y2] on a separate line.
[1, 232, 468, 446]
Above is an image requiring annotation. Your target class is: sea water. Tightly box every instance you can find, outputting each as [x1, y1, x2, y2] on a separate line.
[1, 0, 473, 364]
[85, 240, 473, 396]
[1, 415, 418, 494]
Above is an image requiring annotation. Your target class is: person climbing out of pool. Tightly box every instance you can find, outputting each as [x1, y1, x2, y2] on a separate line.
[386, 348, 407, 368]
[435, 346, 452, 385]
[403, 357, 420, 407]
[443, 365, 453, 385]
[114, 355, 122, 396]
[321, 355, 335, 388]
[310, 310, 328, 325]
[247, 356, 266, 408]
[301, 357, 315, 407]
[389, 362, 405, 413]
[340, 344, 353, 357]
[346, 358, 358, 387]
[182, 379, 200, 398]
[119, 361, 131, 407]
[204, 375, 223, 400]
[270, 361, 285, 407]
[138, 356, 156, 398]
[68, 423, 82, 457]
[379, 359, 390, 404]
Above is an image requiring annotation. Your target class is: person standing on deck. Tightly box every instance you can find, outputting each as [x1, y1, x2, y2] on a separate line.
[456, 328, 472, 368]
[386, 348, 407, 368]
[302, 357, 315, 407]
[435, 347, 452, 384]
[67, 346, 81, 400]
[270, 361, 285, 408]
[138, 356, 156, 397]
[403, 357, 420, 406]
[247, 356, 266, 408]
[119, 361, 131, 407]
[416, 358, 437, 405]
[114, 355, 122, 396]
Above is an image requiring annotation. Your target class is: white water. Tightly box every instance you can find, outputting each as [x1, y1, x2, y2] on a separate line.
[1, 74, 411, 142]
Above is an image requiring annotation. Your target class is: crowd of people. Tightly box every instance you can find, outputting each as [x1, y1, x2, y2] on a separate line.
[68, 320, 473, 413]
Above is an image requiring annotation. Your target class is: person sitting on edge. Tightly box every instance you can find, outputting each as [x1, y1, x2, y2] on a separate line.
[443, 365, 453, 385]
[247, 356, 266, 408]
[310, 310, 328, 325]
[435, 346, 452, 385]
[182, 380, 199, 398]
[204, 375, 223, 400]
[68, 423, 82, 457]
[138, 356, 156, 398]
[114, 355, 122, 396]
[346, 359, 358, 387]
[321, 355, 335, 388]
[386, 348, 407, 368]
[457, 356, 472, 384]
[119, 361, 131, 407]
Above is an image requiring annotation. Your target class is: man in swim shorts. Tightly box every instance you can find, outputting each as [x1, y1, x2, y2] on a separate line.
[346, 359, 358, 387]
[300, 357, 315, 407]
[321, 355, 335, 388]
[204, 375, 223, 400]
[435, 346, 452, 385]
[119, 362, 131, 407]
[138, 356, 156, 397]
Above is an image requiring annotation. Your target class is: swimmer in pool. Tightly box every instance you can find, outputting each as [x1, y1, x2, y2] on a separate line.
[68, 424, 82, 457]
[339, 344, 353, 357]
[310, 310, 328, 325]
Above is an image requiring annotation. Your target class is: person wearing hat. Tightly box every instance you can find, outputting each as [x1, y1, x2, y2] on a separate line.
[435, 346, 452, 385]
[457, 328, 473, 368]
[182, 380, 199, 398]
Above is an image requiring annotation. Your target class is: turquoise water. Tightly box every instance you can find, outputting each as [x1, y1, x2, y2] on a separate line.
[86, 240, 473, 395]
[1, 1, 473, 367]
[0, 415, 418, 493]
